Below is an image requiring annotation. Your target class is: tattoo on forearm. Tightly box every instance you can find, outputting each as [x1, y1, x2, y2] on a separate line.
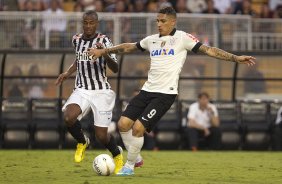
[200, 45, 237, 63]
[106, 47, 125, 54]
[210, 47, 237, 62]
[105, 43, 136, 55]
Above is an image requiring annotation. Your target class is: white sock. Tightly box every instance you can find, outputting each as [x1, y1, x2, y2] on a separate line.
[120, 129, 142, 163]
[125, 135, 144, 170]
[120, 129, 132, 151]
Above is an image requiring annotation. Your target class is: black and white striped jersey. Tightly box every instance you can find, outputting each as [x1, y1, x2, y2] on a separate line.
[72, 33, 117, 90]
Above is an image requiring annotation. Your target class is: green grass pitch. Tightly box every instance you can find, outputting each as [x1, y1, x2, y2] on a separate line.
[0, 150, 281, 184]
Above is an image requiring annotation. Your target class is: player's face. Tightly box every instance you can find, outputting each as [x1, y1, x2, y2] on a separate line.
[82, 15, 98, 38]
[156, 13, 176, 36]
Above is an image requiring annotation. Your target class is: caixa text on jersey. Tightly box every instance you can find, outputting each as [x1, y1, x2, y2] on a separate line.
[151, 49, 175, 56]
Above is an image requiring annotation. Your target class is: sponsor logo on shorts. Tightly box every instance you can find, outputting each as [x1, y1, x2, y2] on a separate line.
[99, 111, 111, 115]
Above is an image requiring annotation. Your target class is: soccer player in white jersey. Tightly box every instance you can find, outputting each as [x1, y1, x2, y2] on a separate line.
[55, 10, 123, 174]
[87, 6, 256, 175]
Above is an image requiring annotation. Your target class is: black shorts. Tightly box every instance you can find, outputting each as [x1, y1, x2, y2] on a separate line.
[122, 90, 177, 132]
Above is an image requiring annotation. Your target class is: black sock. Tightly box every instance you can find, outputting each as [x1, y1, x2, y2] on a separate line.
[67, 121, 86, 144]
[105, 135, 120, 157]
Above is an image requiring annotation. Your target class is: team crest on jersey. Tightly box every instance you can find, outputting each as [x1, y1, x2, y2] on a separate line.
[169, 38, 176, 45]
[160, 41, 166, 47]
[151, 49, 175, 56]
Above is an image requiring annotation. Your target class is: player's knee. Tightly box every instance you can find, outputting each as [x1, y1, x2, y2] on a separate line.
[118, 119, 132, 132]
[95, 133, 108, 145]
[63, 113, 76, 127]
[132, 127, 144, 137]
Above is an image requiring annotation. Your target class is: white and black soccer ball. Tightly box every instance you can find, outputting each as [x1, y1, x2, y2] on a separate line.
[93, 154, 115, 176]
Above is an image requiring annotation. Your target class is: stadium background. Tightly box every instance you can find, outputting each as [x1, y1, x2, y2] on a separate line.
[0, 0, 282, 151]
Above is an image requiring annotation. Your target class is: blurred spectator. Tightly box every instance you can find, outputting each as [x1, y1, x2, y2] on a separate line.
[234, 0, 256, 17]
[158, 0, 173, 9]
[269, 0, 282, 11]
[133, 0, 146, 12]
[0, 0, 8, 11]
[187, 0, 207, 13]
[186, 92, 221, 151]
[114, 0, 127, 12]
[73, 1, 83, 12]
[114, 0, 132, 42]
[94, 0, 105, 12]
[105, 0, 116, 12]
[175, 0, 190, 13]
[42, 0, 66, 31]
[42, 0, 67, 47]
[7, 66, 24, 98]
[22, 0, 37, 49]
[213, 0, 232, 14]
[147, 1, 158, 12]
[274, 5, 282, 18]
[242, 64, 266, 94]
[272, 106, 282, 150]
[202, 0, 220, 14]
[42, 0, 63, 10]
[18, 0, 44, 11]
[254, 3, 274, 33]
[25, 64, 47, 99]
[78, 0, 95, 11]
[259, 3, 274, 18]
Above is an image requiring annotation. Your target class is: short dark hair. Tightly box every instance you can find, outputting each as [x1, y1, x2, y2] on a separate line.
[158, 6, 177, 18]
[83, 10, 98, 21]
[198, 92, 210, 99]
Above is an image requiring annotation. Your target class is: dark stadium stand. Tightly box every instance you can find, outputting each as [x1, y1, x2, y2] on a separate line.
[0, 97, 281, 150]
[31, 98, 62, 149]
[2, 98, 31, 148]
[240, 101, 271, 150]
[214, 102, 241, 150]
[269, 102, 282, 148]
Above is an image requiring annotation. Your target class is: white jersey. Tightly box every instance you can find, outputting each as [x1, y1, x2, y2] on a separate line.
[137, 29, 202, 94]
[188, 102, 219, 129]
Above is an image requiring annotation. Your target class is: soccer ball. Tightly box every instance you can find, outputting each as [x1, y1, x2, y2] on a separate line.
[93, 154, 115, 176]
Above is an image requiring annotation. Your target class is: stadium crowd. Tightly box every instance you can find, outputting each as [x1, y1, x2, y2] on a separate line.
[0, 0, 281, 18]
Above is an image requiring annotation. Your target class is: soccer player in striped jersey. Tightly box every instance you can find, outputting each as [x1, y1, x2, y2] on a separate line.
[55, 10, 123, 174]
[88, 6, 256, 176]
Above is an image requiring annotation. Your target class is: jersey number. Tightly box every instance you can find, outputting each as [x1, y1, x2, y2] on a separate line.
[147, 109, 156, 119]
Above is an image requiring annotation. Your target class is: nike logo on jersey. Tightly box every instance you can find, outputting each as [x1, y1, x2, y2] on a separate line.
[151, 49, 175, 56]
[141, 117, 148, 121]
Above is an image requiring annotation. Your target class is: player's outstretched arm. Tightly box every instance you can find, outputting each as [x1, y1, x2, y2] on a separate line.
[96, 43, 119, 73]
[55, 60, 77, 86]
[87, 43, 138, 61]
[198, 44, 256, 66]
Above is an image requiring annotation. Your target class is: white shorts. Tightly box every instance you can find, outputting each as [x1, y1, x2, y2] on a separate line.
[62, 88, 116, 127]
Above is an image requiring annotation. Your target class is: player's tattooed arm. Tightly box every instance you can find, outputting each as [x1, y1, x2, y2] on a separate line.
[95, 43, 119, 73]
[198, 44, 256, 66]
[105, 43, 138, 54]
[199, 44, 237, 62]
[87, 43, 138, 61]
